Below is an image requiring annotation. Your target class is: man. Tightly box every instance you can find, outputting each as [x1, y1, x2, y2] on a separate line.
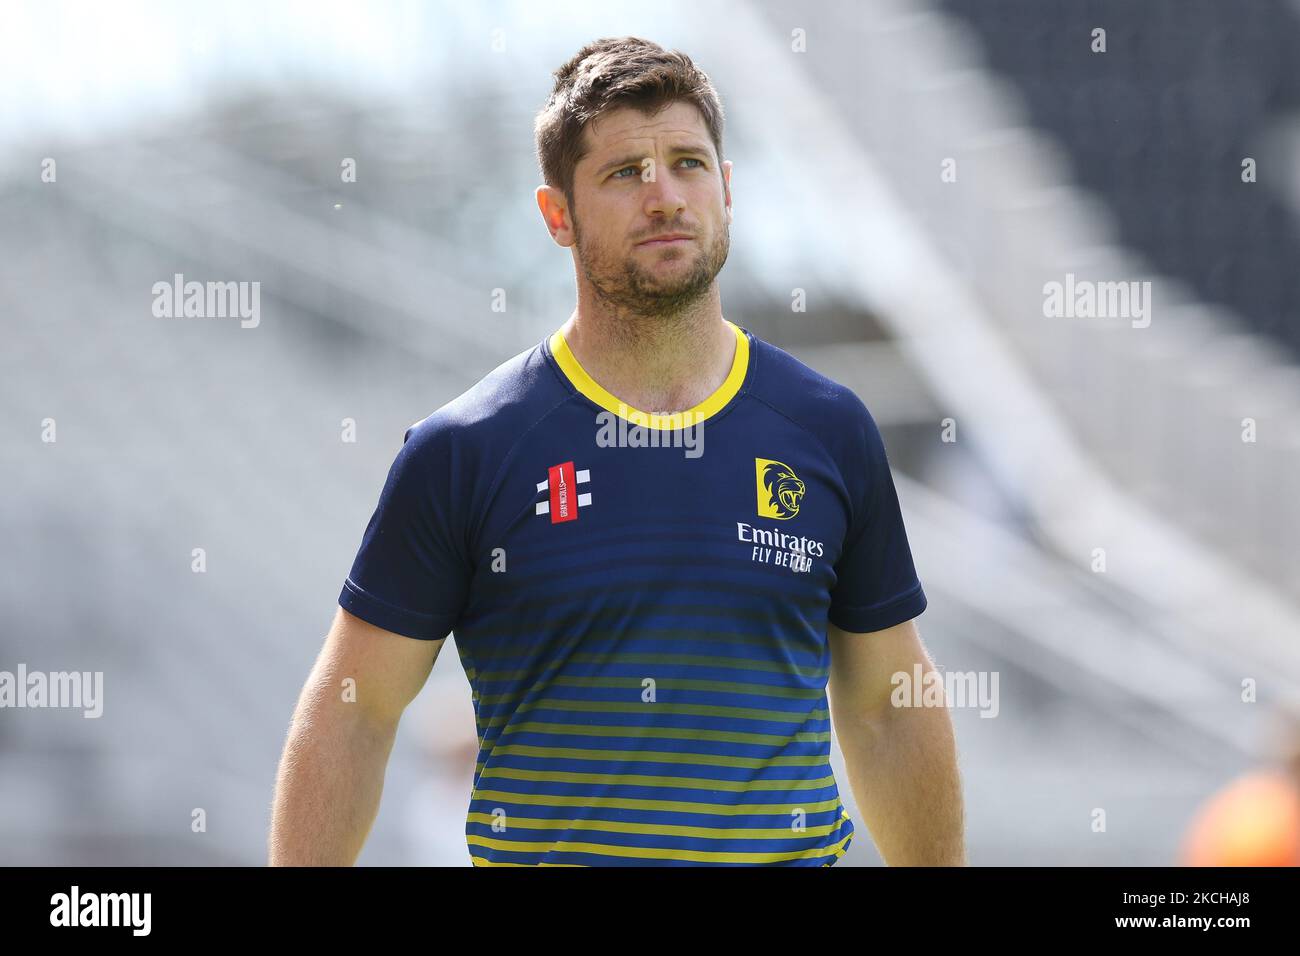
[270, 36, 965, 867]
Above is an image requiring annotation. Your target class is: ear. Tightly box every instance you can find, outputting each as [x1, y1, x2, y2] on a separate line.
[536, 184, 575, 247]
[722, 160, 733, 223]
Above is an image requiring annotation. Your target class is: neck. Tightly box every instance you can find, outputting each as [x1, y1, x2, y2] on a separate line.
[559, 286, 735, 414]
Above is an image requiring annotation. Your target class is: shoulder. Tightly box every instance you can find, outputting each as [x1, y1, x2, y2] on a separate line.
[745, 332, 883, 466]
[401, 336, 570, 461]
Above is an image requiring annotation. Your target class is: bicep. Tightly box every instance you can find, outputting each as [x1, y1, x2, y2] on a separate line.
[827, 618, 929, 720]
[311, 606, 447, 727]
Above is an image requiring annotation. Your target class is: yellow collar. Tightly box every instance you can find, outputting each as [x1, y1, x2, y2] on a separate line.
[549, 319, 749, 431]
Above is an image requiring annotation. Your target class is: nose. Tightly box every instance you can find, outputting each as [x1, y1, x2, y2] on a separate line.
[642, 169, 687, 219]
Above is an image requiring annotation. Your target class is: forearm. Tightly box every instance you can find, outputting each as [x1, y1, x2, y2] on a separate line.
[269, 685, 399, 866]
[833, 695, 966, 866]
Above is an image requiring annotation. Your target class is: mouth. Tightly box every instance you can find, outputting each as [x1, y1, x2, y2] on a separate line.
[636, 235, 694, 248]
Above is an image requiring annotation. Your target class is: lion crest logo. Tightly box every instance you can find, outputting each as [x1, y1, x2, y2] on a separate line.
[755, 458, 805, 520]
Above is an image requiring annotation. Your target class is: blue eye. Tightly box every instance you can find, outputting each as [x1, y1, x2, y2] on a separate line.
[611, 158, 705, 180]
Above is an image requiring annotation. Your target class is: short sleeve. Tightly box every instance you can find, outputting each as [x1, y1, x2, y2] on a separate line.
[827, 398, 927, 633]
[338, 418, 471, 640]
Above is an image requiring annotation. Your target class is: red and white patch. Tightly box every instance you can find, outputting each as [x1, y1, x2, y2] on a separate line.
[535, 461, 591, 523]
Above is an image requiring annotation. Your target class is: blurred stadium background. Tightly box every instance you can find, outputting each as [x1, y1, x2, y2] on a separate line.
[2, 0, 1299, 865]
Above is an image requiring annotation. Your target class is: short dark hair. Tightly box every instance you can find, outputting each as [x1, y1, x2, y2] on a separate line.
[534, 37, 726, 212]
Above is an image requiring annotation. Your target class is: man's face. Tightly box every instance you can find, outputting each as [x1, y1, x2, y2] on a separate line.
[547, 100, 733, 318]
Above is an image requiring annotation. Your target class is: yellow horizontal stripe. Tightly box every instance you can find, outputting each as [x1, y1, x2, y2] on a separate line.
[477, 676, 820, 706]
[467, 831, 849, 865]
[483, 698, 828, 727]
[471, 857, 584, 867]
[479, 767, 835, 792]
[489, 743, 825, 769]
[496, 720, 831, 747]
[466, 812, 841, 840]
[470, 788, 840, 816]
[466, 623, 819, 652]
[476, 652, 826, 682]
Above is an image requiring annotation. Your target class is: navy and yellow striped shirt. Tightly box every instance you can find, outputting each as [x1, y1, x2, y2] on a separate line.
[339, 319, 927, 866]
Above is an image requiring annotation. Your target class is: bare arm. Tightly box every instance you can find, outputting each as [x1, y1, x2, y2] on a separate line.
[269, 606, 445, 866]
[828, 618, 966, 866]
